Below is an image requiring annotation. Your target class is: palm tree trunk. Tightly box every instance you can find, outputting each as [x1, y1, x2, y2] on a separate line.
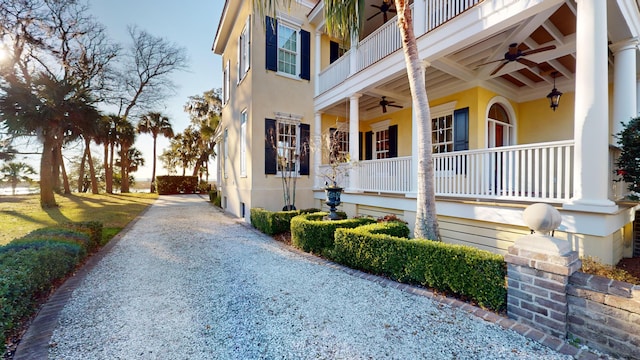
[78, 143, 87, 193]
[107, 141, 115, 193]
[151, 135, 157, 192]
[87, 138, 99, 194]
[104, 143, 111, 194]
[40, 134, 57, 207]
[121, 144, 130, 193]
[59, 149, 71, 194]
[395, 0, 439, 240]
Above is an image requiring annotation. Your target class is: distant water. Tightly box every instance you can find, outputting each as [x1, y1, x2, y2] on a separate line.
[0, 186, 39, 195]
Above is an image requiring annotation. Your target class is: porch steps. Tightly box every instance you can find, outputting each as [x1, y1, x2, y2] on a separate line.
[634, 211, 640, 257]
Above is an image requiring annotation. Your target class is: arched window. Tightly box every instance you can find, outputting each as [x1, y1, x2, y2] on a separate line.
[487, 103, 513, 147]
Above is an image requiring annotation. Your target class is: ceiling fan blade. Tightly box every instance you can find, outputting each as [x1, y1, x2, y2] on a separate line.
[490, 61, 508, 76]
[521, 45, 556, 56]
[475, 58, 507, 68]
[383, 12, 388, 22]
[367, 12, 382, 21]
[382, 105, 387, 113]
[517, 58, 538, 68]
[388, 104, 403, 108]
[371, 4, 383, 10]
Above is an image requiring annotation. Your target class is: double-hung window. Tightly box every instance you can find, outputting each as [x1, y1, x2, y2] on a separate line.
[264, 115, 310, 176]
[240, 110, 247, 177]
[265, 16, 310, 80]
[238, 16, 251, 83]
[277, 23, 298, 76]
[430, 101, 469, 153]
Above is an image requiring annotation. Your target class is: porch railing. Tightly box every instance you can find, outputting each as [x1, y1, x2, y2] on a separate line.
[316, 140, 576, 203]
[317, 49, 351, 94]
[317, 0, 481, 95]
[433, 140, 574, 202]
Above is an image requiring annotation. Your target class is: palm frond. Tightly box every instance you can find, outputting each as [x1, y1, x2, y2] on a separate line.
[325, 0, 365, 43]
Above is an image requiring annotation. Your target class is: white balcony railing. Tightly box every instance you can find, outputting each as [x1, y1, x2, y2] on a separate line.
[317, 0, 481, 95]
[433, 140, 575, 202]
[358, 156, 413, 194]
[356, 16, 402, 73]
[316, 141, 576, 203]
[317, 49, 351, 94]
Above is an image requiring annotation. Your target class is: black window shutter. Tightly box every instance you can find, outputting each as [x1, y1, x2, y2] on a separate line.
[330, 41, 339, 64]
[265, 118, 277, 174]
[453, 107, 469, 151]
[389, 124, 398, 158]
[365, 131, 373, 160]
[265, 17, 278, 72]
[359, 131, 363, 160]
[300, 29, 311, 80]
[299, 123, 310, 175]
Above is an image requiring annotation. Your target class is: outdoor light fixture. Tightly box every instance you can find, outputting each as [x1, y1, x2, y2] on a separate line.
[546, 71, 562, 111]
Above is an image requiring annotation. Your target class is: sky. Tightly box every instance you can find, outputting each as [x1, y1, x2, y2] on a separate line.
[89, 0, 224, 181]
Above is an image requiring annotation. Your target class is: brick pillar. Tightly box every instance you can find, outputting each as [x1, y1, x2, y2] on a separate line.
[504, 203, 581, 339]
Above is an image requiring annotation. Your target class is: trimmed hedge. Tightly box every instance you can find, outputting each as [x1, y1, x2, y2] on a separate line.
[333, 227, 507, 311]
[250, 207, 320, 235]
[290, 212, 376, 256]
[156, 176, 198, 195]
[0, 222, 103, 346]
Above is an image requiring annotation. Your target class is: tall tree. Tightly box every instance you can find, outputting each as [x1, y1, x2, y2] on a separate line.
[0, 161, 36, 195]
[253, 0, 439, 240]
[111, 27, 187, 190]
[113, 117, 136, 193]
[184, 89, 222, 181]
[137, 112, 174, 192]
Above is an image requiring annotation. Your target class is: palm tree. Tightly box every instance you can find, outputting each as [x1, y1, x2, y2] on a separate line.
[254, 0, 439, 240]
[137, 112, 174, 192]
[114, 118, 136, 193]
[1, 162, 36, 195]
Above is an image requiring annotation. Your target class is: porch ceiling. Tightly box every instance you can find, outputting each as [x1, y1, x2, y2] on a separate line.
[322, 0, 634, 120]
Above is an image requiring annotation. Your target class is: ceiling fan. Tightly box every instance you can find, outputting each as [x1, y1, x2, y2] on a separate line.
[369, 96, 402, 113]
[367, 0, 396, 24]
[476, 43, 557, 76]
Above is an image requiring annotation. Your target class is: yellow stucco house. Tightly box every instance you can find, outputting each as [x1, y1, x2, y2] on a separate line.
[213, 0, 640, 265]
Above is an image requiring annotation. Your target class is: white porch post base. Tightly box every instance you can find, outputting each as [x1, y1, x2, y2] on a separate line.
[563, 199, 618, 214]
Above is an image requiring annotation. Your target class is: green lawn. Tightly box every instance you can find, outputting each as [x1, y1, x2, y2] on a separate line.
[0, 193, 158, 245]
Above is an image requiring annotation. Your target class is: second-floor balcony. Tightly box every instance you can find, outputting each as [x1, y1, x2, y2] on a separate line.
[317, 0, 483, 94]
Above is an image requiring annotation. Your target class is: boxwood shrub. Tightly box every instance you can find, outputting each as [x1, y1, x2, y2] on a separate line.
[290, 212, 376, 256]
[0, 222, 103, 346]
[156, 175, 198, 194]
[0, 243, 83, 346]
[333, 228, 507, 311]
[250, 207, 320, 235]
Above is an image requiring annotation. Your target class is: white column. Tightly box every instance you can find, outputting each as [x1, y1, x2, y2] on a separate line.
[348, 94, 361, 192]
[314, 30, 322, 96]
[314, 111, 323, 189]
[611, 38, 638, 144]
[564, 0, 617, 213]
[413, 0, 426, 37]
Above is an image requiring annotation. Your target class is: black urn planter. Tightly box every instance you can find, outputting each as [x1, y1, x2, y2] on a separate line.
[324, 186, 343, 220]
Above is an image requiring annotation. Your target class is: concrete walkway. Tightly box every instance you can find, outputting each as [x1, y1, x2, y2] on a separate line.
[14, 195, 598, 359]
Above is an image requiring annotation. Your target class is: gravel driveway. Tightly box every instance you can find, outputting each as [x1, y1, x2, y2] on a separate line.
[47, 195, 573, 359]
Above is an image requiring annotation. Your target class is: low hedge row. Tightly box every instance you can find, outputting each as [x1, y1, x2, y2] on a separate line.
[333, 227, 507, 311]
[0, 222, 103, 346]
[290, 212, 376, 256]
[156, 176, 198, 195]
[250, 208, 320, 235]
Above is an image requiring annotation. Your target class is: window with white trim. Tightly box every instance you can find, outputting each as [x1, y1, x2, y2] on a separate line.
[329, 122, 349, 162]
[371, 120, 391, 160]
[240, 110, 247, 177]
[430, 101, 457, 153]
[277, 23, 298, 76]
[223, 128, 228, 179]
[223, 60, 230, 105]
[277, 119, 299, 174]
[238, 17, 250, 83]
